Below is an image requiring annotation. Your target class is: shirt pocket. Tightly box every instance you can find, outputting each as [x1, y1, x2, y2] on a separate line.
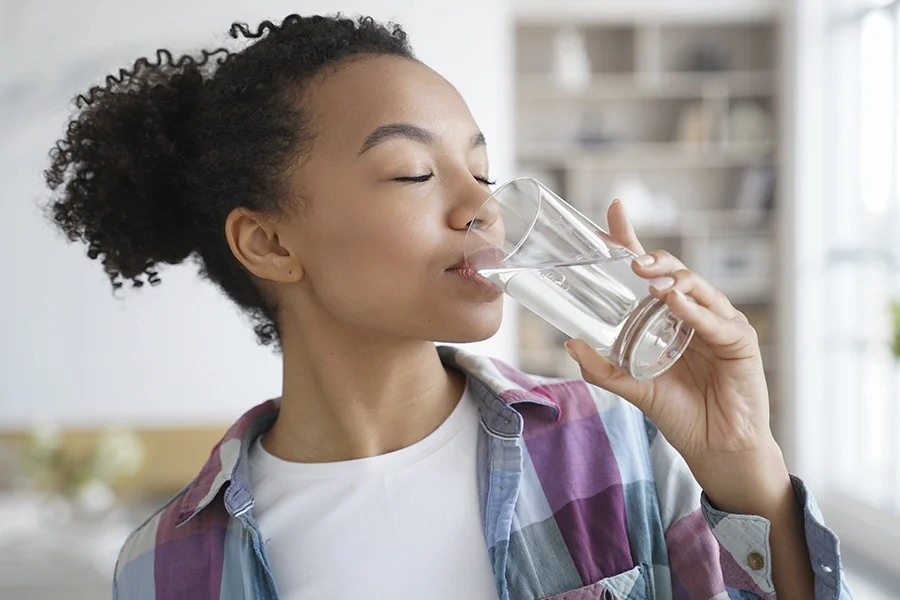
[540, 565, 647, 600]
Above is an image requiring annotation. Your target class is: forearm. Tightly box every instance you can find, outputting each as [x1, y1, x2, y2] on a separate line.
[695, 442, 815, 599]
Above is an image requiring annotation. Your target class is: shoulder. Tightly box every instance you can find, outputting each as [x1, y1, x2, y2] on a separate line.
[113, 398, 278, 598]
[114, 485, 233, 599]
[446, 346, 655, 450]
[517, 371, 655, 454]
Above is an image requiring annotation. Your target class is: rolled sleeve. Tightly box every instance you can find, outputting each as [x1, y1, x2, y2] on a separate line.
[700, 475, 851, 600]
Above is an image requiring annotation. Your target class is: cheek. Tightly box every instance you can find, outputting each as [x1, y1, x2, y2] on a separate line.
[339, 215, 435, 270]
[308, 212, 441, 303]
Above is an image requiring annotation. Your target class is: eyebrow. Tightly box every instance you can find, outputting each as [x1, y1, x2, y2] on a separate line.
[357, 123, 487, 157]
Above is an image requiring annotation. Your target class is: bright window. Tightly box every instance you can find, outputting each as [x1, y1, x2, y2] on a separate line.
[824, 0, 900, 512]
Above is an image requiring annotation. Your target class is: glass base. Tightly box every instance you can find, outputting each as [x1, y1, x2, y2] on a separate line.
[613, 296, 694, 381]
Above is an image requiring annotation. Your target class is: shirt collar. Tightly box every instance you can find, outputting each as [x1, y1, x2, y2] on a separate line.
[174, 345, 562, 526]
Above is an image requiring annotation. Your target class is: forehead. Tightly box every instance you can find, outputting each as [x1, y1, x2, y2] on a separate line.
[303, 55, 477, 152]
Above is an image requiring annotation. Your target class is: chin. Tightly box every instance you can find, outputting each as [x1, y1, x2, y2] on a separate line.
[429, 301, 504, 343]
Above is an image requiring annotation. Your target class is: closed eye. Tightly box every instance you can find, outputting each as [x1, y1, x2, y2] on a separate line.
[393, 174, 433, 183]
[392, 174, 496, 185]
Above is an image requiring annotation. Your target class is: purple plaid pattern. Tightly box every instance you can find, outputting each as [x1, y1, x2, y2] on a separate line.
[113, 347, 852, 600]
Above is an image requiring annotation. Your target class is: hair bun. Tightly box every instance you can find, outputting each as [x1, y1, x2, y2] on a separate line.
[45, 50, 213, 288]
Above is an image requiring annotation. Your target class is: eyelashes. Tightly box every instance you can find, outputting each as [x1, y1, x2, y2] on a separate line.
[393, 173, 496, 186]
[392, 174, 433, 183]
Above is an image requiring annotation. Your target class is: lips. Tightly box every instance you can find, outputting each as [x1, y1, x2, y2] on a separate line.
[448, 266, 503, 297]
[447, 245, 505, 297]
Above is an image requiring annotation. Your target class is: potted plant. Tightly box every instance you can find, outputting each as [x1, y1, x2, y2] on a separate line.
[893, 300, 900, 360]
[22, 423, 145, 523]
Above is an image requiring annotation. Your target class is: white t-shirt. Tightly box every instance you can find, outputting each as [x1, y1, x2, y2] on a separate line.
[248, 385, 499, 600]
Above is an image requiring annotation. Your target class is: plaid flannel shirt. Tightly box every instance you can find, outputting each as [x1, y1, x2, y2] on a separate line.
[114, 346, 852, 600]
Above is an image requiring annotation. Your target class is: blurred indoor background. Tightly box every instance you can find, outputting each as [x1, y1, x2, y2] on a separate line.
[1, 0, 898, 598]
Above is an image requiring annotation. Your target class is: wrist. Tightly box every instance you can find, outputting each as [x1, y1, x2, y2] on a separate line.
[693, 439, 794, 517]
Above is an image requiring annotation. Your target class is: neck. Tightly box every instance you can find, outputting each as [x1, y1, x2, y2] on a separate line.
[265, 326, 464, 463]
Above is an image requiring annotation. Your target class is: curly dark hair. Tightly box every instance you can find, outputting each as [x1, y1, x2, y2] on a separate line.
[44, 14, 415, 346]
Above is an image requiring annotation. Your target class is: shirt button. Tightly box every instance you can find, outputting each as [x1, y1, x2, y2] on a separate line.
[747, 552, 766, 571]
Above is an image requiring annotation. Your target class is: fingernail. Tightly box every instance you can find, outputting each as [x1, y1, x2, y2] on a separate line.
[650, 277, 675, 291]
[634, 254, 655, 267]
[673, 288, 692, 303]
[565, 341, 580, 362]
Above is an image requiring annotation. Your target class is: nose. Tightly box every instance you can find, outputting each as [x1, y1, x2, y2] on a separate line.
[448, 181, 500, 233]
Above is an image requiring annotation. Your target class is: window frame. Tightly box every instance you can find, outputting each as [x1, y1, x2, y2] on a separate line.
[788, 0, 900, 575]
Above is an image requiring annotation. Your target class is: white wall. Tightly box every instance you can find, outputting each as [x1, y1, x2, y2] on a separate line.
[0, 0, 515, 428]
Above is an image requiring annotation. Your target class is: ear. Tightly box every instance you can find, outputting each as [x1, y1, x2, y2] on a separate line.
[225, 208, 303, 283]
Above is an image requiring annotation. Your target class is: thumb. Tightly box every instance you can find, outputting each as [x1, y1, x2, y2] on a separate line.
[606, 199, 646, 256]
[565, 339, 654, 414]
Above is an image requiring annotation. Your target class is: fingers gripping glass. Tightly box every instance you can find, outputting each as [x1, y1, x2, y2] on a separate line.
[464, 177, 694, 381]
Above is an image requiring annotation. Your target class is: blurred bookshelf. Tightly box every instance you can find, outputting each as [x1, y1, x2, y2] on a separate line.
[512, 11, 783, 426]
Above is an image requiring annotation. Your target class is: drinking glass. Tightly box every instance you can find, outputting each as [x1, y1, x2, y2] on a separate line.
[464, 177, 694, 381]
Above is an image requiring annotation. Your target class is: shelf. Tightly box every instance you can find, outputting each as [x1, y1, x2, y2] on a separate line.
[513, 11, 782, 383]
[631, 210, 775, 237]
[519, 348, 583, 379]
[513, 0, 780, 25]
[713, 283, 774, 305]
[520, 336, 780, 375]
[517, 141, 776, 169]
[520, 348, 568, 362]
[518, 70, 776, 100]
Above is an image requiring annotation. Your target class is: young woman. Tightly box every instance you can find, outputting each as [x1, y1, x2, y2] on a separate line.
[45, 14, 849, 600]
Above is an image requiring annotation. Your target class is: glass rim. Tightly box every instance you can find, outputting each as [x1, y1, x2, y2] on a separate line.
[465, 176, 544, 266]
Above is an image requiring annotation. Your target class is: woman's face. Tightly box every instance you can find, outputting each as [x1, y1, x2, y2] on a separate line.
[275, 55, 504, 343]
